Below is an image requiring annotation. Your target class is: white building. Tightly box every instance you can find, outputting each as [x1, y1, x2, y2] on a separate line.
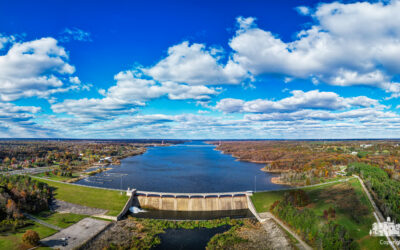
[370, 217, 400, 237]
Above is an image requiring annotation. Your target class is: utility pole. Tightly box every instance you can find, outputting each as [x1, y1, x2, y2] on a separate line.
[120, 175, 123, 195]
[254, 175, 257, 192]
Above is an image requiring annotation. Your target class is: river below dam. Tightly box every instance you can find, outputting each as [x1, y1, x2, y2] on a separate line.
[76, 141, 285, 192]
[152, 225, 231, 250]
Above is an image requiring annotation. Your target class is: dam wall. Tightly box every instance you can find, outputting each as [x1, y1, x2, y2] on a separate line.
[132, 191, 250, 211]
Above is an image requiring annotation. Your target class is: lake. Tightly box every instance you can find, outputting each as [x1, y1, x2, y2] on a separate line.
[76, 141, 285, 192]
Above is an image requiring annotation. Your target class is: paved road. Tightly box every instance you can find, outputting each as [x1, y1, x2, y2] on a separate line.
[23, 213, 62, 231]
[353, 175, 397, 250]
[0, 167, 52, 176]
[41, 217, 110, 250]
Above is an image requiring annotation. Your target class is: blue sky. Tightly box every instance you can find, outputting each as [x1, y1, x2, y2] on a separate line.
[0, 0, 400, 139]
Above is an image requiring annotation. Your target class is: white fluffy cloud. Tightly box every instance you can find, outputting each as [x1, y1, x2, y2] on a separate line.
[51, 70, 219, 120]
[0, 37, 83, 101]
[245, 108, 397, 122]
[229, 1, 400, 96]
[0, 102, 55, 138]
[110, 71, 219, 101]
[0, 102, 40, 123]
[0, 34, 15, 50]
[144, 41, 248, 85]
[216, 90, 380, 113]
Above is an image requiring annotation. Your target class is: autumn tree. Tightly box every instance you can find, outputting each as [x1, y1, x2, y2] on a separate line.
[22, 230, 40, 246]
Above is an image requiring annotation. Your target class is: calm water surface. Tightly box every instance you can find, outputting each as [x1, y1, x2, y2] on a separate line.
[152, 225, 230, 250]
[76, 141, 285, 192]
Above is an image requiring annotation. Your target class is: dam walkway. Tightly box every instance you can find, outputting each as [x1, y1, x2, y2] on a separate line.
[133, 190, 249, 198]
[128, 189, 251, 211]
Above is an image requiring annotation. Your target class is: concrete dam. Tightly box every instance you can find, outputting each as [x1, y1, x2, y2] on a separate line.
[127, 189, 251, 211]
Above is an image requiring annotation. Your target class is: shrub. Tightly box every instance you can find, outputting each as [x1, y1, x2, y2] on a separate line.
[22, 230, 40, 246]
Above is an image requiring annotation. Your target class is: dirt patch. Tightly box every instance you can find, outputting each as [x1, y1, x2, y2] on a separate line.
[83, 219, 137, 250]
[50, 200, 107, 216]
[232, 219, 279, 250]
[230, 218, 293, 250]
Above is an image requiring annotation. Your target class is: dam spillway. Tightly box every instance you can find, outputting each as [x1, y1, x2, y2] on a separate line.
[129, 190, 251, 212]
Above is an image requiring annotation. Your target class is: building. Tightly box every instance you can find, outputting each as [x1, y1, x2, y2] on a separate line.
[370, 217, 400, 237]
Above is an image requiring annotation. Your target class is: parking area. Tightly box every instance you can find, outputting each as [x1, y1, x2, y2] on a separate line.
[41, 217, 110, 249]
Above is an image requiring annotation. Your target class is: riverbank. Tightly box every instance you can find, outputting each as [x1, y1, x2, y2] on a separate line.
[82, 216, 293, 250]
[270, 176, 292, 186]
[209, 142, 290, 173]
[30, 146, 150, 184]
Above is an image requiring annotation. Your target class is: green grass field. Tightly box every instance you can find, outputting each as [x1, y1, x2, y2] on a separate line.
[33, 177, 129, 216]
[0, 220, 56, 250]
[34, 211, 88, 228]
[251, 178, 390, 250]
[0, 212, 86, 250]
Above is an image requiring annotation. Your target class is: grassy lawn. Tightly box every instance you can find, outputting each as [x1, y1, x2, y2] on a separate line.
[251, 180, 349, 213]
[33, 211, 87, 228]
[32, 177, 128, 216]
[251, 190, 286, 213]
[0, 220, 56, 250]
[0, 212, 87, 250]
[252, 178, 390, 250]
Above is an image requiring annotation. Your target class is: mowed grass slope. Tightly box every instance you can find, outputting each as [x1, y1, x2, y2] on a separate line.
[251, 178, 389, 250]
[33, 177, 129, 216]
[0, 221, 56, 250]
[34, 211, 87, 228]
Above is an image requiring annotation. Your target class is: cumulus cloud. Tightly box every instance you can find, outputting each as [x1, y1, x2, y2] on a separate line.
[51, 70, 219, 120]
[296, 6, 310, 15]
[0, 37, 83, 101]
[245, 108, 397, 122]
[144, 41, 248, 85]
[0, 102, 56, 138]
[216, 90, 380, 113]
[110, 71, 219, 101]
[51, 97, 142, 121]
[0, 34, 15, 50]
[229, 1, 400, 96]
[0, 102, 40, 123]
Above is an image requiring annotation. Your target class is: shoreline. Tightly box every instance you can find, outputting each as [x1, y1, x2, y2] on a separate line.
[212, 144, 290, 173]
[35, 145, 153, 184]
[211, 144, 296, 186]
[270, 176, 293, 186]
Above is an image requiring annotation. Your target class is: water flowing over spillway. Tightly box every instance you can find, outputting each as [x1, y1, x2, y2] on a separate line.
[76, 141, 285, 192]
